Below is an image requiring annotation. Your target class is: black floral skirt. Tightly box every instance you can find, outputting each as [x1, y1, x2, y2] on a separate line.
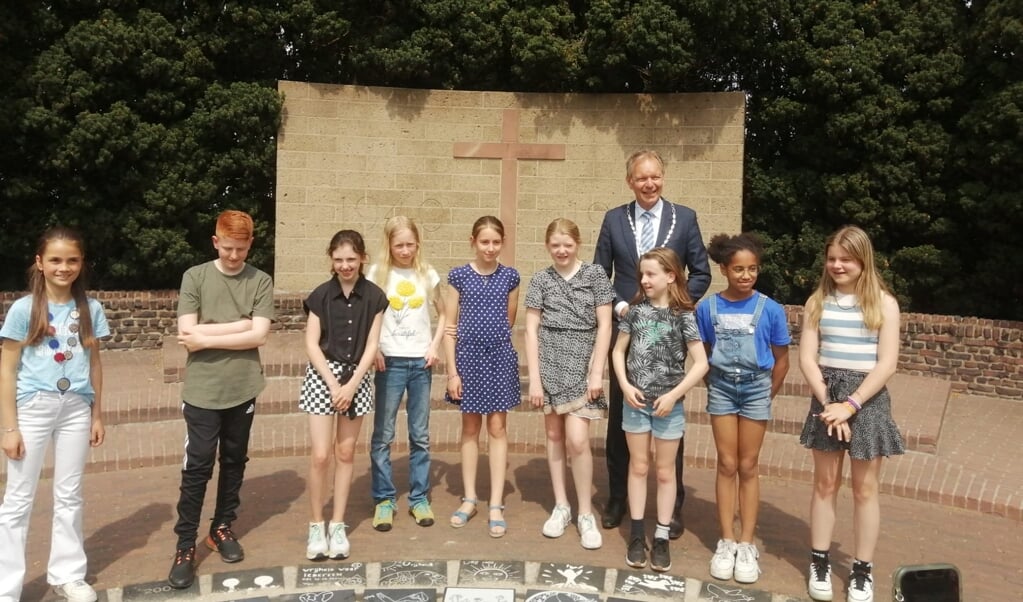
[799, 366, 905, 460]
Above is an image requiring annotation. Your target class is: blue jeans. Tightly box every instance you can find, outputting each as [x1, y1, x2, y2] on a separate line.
[371, 357, 432, 505]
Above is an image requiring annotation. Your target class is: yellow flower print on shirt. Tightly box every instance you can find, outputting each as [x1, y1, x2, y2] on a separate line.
[396, 280, 416, 297]
[389, 279, 422, 324]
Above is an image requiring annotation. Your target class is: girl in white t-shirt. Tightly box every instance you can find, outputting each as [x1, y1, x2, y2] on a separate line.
[366, 216, 446, 532]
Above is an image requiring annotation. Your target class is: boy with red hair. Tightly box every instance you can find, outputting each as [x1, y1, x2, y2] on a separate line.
[167, 210, 274, 589]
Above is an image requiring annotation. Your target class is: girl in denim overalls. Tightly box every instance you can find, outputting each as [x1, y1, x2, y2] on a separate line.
[696, 233, 790, 586]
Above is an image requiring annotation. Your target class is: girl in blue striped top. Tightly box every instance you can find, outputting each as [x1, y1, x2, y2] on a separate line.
[798, 225, 905, 602]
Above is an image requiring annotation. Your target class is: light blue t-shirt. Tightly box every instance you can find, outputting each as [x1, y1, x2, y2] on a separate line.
[695, 292, 791, 371]
[0, 296, 110, 405]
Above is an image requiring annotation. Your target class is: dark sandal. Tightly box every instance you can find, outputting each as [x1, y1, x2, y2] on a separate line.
[450, 497, 478, 528]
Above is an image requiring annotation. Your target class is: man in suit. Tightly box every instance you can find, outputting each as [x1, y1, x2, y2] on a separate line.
[593, 149, 712, 539]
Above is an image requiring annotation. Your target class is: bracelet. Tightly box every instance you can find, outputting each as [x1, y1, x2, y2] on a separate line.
[2, 427, 17, 433]
[844, 401, 858, 415]
[846, 396, 862, 411]
[447, 375, 460, 380]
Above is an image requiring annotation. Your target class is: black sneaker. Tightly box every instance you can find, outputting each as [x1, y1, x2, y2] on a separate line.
[206, 523, 244, 563]
[650, 537, 672, 572]
[625, 537, 648, 569]
[167, 546, 196, 589]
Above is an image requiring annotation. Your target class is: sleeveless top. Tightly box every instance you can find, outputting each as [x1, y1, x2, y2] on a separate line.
[818, 294, 878, 372]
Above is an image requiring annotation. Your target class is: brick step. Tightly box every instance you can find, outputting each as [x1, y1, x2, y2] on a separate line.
[77, 408, 987, 515]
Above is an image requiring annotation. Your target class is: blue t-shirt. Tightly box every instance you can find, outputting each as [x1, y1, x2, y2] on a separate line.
[695, 292, 790, 371]
[0, 296, 110, 405]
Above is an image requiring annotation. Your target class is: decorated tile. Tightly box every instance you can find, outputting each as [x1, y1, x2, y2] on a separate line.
[697, 581, 773, 601]
[296, 563, 367, 588]
[380, 560, 448, 587]
[443, 586, 516, 602]
[276, 591, 357, 602]
[121, 580, 199, 600]
[211, 567, 284, 594]
[364, 588, 438, 602]
[613, 570, 685, 598]
[535, 563, 604, 593]
[457, 560, 525, 585]
[524, 590, 599, 602]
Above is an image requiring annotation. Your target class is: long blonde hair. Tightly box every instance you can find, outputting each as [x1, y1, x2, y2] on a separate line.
[377, 215, 434, 300]
[805, 225, 890, 330]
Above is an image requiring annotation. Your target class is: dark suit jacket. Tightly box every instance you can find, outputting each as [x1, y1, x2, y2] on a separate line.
[594, 198, 712, 307]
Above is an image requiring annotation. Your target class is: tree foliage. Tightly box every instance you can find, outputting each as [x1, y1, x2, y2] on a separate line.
[1, 0, 1019, 319]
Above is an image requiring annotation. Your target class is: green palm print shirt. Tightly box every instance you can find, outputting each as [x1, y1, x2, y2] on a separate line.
[619, 300, 701, 399]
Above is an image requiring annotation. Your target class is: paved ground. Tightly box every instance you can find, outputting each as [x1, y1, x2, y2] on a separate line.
[7, 343, 1023, 600]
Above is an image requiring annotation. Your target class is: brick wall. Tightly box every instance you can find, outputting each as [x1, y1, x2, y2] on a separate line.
[1, 290, 1020, 399]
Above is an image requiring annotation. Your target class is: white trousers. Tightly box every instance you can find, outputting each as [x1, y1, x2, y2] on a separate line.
[0, 391, 92, 601]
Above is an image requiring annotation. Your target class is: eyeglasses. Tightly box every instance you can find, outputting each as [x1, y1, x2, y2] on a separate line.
[729, 266, 760, 276]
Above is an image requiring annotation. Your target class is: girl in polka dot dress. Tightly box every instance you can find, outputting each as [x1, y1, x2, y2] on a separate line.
[443, 216, 521, 538]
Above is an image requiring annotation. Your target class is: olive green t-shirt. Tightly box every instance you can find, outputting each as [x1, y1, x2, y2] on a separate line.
[177, 261, 275, 409]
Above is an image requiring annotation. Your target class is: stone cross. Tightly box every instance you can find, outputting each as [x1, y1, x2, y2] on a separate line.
[453, 108, 566, 265]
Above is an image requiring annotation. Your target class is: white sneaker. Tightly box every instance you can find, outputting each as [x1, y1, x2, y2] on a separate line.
[808, 561, 834, 601]
[577, 513, 602, 549]
[542, 504, 572, 538]
[327, 521, 350, 559]
[53, 580, 97, 602]
[709, 538, 737, 580]
[306, 521, 328, 560]
[847, 569, 874, 602]
[733, 542, 761, 583]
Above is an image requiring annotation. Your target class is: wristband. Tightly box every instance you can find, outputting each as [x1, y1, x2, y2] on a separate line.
[2, 427, 17, 433]
[846, 396, 862, 411]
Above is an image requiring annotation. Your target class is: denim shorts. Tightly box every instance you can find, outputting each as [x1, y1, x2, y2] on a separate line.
[706, 368, 772, 421]
[622, 396, 686, 440]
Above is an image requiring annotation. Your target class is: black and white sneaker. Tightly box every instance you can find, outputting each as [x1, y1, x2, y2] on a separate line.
[847, 567, 873, 602]
[808, 560, 833, 601]
[650, 537, 672, 572]
[625, 537, 648, 569]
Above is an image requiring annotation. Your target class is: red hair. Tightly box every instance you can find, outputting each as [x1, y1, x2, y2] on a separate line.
[215, 210, 254, 240]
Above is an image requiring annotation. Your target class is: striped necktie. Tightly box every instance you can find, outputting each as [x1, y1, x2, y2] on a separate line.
[640, 210, 655, 254]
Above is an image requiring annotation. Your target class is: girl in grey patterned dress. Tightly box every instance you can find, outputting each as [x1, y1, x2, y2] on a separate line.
[798, 226, 905, 602]
[525, 219, 615, 550]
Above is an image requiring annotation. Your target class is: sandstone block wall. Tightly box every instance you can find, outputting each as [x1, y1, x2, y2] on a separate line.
[274, 82, 745, 292]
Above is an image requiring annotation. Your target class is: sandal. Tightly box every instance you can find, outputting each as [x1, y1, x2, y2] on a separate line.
[450, 498, 478, 528]
[488, 504, 507, 538]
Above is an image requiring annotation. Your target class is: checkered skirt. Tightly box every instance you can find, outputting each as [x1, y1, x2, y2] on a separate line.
[298, 360, 374, 417]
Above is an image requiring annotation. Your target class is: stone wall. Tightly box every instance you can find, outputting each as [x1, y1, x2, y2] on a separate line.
[1, 290, 1020, 399]
[274, 82, 746, 292]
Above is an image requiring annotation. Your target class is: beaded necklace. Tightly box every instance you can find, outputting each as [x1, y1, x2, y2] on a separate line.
[46, 307, 80, 393]
[626, 200, 676, 250]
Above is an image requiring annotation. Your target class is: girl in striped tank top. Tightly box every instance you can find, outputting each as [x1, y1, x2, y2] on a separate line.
[798, 226, 905, 602]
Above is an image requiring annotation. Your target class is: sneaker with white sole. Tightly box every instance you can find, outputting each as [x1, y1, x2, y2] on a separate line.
[52, 580, 97, 602]
[542, 504, 572, 538]
[808, 561, 834, 601]
[734, 542, 761, 583]
[327, 521, 350, 559]
[306, 521, 328, 560]
[577, 513, 602, 549]
[709, 538, 737, 580]
[847, 568, 873, 602]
